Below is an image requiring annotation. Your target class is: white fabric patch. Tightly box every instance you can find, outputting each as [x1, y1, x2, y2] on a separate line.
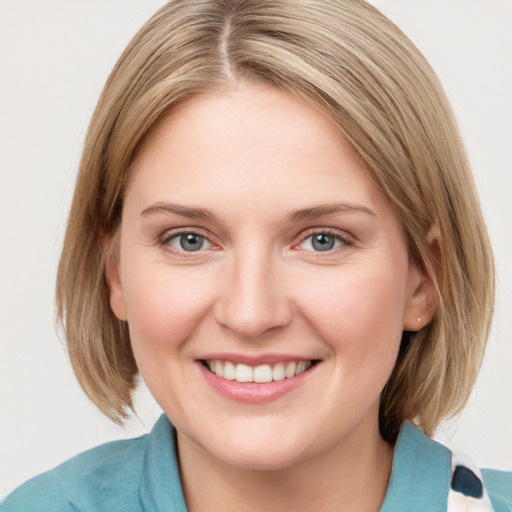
[447, 452, 494, 511]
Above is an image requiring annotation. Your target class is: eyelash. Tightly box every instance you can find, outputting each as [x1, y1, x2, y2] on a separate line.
[295, 228, 354, 253]
[158, 228, 217, 256]
[158, 227, 354, 256]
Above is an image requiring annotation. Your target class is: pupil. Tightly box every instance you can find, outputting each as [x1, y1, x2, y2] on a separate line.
[312, 234, 334, 251]
[180, 234, 204, 251]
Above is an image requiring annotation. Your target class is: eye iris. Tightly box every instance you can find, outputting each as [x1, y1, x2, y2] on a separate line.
[180, 234, 204, 251]
[311, 233, 335, 251]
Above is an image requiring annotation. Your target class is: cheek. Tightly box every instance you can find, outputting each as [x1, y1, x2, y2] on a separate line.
[296, 262, 408, 354]
[121, 262, 214, 354]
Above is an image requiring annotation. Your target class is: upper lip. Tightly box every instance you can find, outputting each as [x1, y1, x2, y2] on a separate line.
[197, 353, 319, 366]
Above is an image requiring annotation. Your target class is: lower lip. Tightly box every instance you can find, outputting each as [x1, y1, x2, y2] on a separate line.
[198, 362, 317, 404]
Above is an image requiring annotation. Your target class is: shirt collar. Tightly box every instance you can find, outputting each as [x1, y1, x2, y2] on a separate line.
[380, 421, 452, 511]
[140, 416, 451, 512]
[139, 414, 188, 512]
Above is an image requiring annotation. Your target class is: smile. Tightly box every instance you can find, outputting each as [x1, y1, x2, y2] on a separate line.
[203, 360, 315, 383]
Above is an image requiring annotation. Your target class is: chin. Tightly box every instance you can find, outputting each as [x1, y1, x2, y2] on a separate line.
[183, 423, 311, 472]
[214, 442, 308, 472]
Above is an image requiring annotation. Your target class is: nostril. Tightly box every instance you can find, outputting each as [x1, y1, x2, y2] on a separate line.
[212, 267, 293, 338]
[213, 299, 293, 339]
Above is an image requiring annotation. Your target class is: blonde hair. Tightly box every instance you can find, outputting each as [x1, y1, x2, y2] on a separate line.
[56, 0, 494, 443]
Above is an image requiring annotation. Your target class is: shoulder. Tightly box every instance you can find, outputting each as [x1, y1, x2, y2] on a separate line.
[381, 422, 512, 512]
[482, 469, 512, 512]
[1, 434, 149, 512]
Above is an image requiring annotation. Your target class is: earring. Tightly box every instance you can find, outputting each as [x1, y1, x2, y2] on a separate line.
[417, 317, 422, 324]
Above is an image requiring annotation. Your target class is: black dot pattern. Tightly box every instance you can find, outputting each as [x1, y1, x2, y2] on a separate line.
[451, 465, 484, 499]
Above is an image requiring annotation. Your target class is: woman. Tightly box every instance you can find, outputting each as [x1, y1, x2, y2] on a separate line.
[2, 1, 510, 510]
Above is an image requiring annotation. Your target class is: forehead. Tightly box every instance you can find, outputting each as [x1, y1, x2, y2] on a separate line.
[126, 81, 388, 219]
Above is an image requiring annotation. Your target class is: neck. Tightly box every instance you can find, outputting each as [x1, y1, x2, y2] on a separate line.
[177, 419, 394, 512]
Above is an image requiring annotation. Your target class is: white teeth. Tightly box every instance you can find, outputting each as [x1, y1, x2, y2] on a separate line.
[223, 361, 236, 380]
[254, 364, 273, 383]
[214, 360, 224, 378]
[272, 363, 285, 381]
[235, 363, 253, 382]
[206, 360, 314, 382]
[296, 361, 311, 375]
[285, 362, 297, 378]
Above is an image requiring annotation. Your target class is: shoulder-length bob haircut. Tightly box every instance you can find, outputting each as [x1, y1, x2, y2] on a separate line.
[56, 0, 494, 443]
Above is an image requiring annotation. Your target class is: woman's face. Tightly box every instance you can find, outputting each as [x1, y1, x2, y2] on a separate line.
[108, 81, 428, 470]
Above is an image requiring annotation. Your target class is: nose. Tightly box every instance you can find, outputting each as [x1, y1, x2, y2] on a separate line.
[214, 250, 293, 339]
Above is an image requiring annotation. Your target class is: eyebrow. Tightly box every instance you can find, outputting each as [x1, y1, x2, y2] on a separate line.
[141, 202, 214, 219]
[286, 203, 376, 222]
[140, 201, 376, 222]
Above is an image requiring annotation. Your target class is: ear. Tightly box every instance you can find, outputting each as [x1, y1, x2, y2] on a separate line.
[403, 229, 439, 331]
[103, 233, 128, 321]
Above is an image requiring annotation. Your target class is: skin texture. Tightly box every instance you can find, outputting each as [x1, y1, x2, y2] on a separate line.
[106, 81, 436, 511]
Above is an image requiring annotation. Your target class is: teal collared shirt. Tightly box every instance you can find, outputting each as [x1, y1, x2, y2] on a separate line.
[2, 415, 511, 511]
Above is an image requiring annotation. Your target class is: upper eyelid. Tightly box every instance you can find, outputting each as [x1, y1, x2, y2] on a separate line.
[159, 226, 214, 242]
[158, 228, 218, 252]
[158, 230, 218, 257]
[293, 231, 355, 258]
[295, 227, 354, 243]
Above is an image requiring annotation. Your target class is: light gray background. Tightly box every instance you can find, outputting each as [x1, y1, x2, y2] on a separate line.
[1, 0, 511, 498]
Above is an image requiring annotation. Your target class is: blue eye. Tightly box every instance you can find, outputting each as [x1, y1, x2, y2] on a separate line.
[300, 232, 345, 252]
[312, 233, 336, 251]
[180, 233, 204, 251]
[167, 233, 210, 252]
